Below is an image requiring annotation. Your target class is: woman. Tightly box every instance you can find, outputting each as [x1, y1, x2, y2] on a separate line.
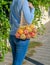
[9, 0, 35, 65]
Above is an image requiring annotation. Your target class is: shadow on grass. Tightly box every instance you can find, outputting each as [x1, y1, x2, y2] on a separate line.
[25, 56, 44, 65]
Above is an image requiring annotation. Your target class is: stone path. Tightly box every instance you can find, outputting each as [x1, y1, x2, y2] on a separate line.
[28, 21, 50, 65]
[0, 21, 50, 65]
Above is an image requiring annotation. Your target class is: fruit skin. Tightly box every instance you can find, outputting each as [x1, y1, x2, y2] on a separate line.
[29, 24, 35, 29]
[17, 29, 23, 35]
[30, 32, 35, 38]
[24, 29, 29, 35]
[15, 33, 20, 38]
[20, 34, 26, 40]
[26, 34, 31, 39]
[25, 26, 32, 32]
[33, 28, 37, 33]
[20, 26, 26, 29]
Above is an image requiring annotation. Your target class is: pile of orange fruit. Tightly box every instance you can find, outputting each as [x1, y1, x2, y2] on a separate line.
[15, 24, 37, 40]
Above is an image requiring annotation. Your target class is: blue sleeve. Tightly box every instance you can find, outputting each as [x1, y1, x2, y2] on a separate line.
[30, 8, 35, 21]
[22, 0, 35, 24]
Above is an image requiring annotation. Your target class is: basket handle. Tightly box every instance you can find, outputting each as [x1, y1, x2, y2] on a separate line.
[20, 0, 28, 26]
[20, 0, 24, 26]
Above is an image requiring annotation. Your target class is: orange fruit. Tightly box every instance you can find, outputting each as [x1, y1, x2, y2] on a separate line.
[17, 29, 23, 35]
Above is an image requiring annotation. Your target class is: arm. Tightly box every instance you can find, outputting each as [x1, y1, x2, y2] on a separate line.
[22, 0, 35, 24]
[30, 8, 35, 21]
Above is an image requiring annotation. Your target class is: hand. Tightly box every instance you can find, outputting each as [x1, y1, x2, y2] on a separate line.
[28, 2, 33, 8]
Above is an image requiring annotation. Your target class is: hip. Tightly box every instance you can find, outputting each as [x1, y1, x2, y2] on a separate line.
[9, 34, 30, 47]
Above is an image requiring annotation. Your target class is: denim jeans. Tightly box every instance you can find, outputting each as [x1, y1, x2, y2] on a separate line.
[9, 35, 30, 65]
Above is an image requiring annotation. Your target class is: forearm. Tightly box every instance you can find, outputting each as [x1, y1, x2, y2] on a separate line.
[30, 7, 35, 20]
[23, 0, 35, 24]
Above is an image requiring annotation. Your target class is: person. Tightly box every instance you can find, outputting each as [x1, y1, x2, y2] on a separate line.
[9, 0, 35, 65]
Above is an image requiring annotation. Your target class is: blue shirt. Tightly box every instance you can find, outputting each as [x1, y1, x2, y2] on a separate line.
[9, 0, 35, 35]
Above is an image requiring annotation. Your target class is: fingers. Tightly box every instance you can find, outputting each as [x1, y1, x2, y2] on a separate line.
[28, 2, 33, 8]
